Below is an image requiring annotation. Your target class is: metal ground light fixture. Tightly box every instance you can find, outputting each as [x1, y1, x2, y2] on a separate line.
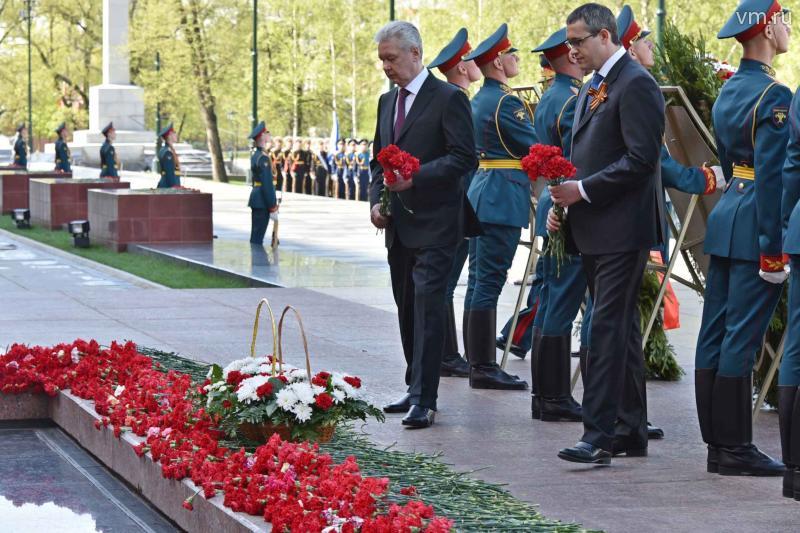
[68, 220, 90, 248]
[12, 209, 31, 229]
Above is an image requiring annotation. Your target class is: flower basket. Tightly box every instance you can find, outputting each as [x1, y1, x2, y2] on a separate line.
[203, 299, 383, 444]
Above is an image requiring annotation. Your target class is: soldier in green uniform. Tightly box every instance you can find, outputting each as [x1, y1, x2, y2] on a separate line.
[695, 0, 791, 477]
[312, 139, 330, 196]
[99, 122, 119, 178]
[355, 139, 370, 201]
[301, 138, 314, 194]
[248, 121, 278, 245]
[54, 123, 71, 173]
[332, 139, 347, 199]
[271, 138, 285, 191]
[157, 123, 181, 188]
[463, 23, 535, 390]
[428, 27, 481, 377]
[282, 137, 295, 192]
[345, 138, 357, 200]
[13, 124, 27, 169]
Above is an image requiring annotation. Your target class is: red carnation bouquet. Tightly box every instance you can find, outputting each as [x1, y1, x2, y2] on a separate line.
[376, 144, 420, 216]
[521, 144, 577, 276]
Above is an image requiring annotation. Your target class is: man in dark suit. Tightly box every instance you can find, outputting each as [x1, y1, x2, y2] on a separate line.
[369, 20, 477, 428]
[548, 3, 665, 464]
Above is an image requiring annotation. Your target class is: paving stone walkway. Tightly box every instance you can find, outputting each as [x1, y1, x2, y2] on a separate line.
[5, 165, 799, 532]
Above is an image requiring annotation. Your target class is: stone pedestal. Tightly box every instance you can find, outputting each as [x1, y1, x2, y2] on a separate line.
[88, 188, 213, 251]
[0, 171, 72, 214]
[71, 0, 155, 171]
[29, 178, 130, 230]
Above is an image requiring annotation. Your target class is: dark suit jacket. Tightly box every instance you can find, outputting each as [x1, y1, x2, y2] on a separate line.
[568, 53, 665, 255]
[369, 71, 478, 249]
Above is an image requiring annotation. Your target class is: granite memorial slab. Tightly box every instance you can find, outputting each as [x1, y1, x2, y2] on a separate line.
[29, 178, 130, 230]
[0, 170, 73, 214]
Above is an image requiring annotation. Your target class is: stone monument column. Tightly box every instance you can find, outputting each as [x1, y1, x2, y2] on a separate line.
[72, 0, 154, 170]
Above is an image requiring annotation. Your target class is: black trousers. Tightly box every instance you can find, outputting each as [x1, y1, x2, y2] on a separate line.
[580, 249, 649, 450]
[249, 208, 270, 245]
[388, 237, 457, 410]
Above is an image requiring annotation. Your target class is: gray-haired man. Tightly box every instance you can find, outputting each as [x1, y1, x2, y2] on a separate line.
[369, 21, 477, 428]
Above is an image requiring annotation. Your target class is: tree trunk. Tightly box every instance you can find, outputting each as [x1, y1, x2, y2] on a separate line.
[329, 35, 337, 114]
[290, 4, 299, 137]
[176, 0, 228, 182]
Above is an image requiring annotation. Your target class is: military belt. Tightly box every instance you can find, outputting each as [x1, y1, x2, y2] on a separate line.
[478, 159, 522, 170]
[732, 165, 754, 181]
[253, 181, 262, 186]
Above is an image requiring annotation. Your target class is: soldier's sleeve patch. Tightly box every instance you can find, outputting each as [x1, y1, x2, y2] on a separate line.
[773, 106, 789, 128]
[513, 108, 528, 121]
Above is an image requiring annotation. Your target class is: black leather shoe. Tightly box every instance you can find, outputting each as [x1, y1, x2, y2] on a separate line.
[558, 441, 611, 465]
[539, 397, 582, 422]
[718, 444, 785, 476]
[470, 363, 528, 390]
[495, 337, 527, 359]
[707, 445, 719, 473]
[611, 436, 648, 457]
[647, 422, 665, 439]
[401, 405, 435, 428]
[383, 394, 411, 414]
[440, 354, 470, 377]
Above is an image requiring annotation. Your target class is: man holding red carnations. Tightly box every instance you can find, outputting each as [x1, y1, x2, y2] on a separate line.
[369, 21, 477, 428]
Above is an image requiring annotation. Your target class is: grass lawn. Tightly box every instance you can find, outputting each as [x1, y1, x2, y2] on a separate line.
[0, 216, 250, 289]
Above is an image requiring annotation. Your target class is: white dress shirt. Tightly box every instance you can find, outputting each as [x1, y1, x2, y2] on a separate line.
[393, 67, 429, 125]
[577, 45, 627, 203]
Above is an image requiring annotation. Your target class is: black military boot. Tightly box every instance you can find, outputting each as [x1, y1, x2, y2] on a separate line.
[467, 309, 528, 390]
[536, 334, 582, 422]
[530, 327, 543, 418]
[778, 386, 798, 497]
[695, 369, 718, 473]
[440, 302, 470, 377]
[713, 375, 785, 476]
[462, 309, 470, 363]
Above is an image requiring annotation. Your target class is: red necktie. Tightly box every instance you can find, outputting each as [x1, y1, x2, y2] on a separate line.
[394, 88, 410, 140]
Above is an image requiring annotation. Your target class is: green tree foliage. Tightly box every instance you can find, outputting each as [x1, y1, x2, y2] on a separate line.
[4, 0, 799, 154]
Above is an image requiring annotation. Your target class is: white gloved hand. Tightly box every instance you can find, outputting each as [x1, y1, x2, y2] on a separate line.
[269, 211, 279, 222]
[759, 269, 788, 284]
[710, 166, 725, 190]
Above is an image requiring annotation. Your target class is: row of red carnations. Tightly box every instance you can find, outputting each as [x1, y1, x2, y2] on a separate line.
[0, 340, 452, 532]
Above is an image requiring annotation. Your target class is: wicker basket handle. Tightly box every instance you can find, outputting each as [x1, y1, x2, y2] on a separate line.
[250, 298, 281, 376]
[277, 305, 312, 379]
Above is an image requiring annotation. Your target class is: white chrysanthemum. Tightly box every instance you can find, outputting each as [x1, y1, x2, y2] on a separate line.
[290, 382, 316, 405]
[114, 385, 125, 397]
[237, 374, 271, 404]
[331, 374, 357, 398]
[70, 347, 81, 364]
[275, 387, 299, 411]
[311, 384, 325, 395]
[222, 358, 250, 378]
[285, 368, 308, 383]
[332, 389, 346, 404]
[293, 403, 313, 422]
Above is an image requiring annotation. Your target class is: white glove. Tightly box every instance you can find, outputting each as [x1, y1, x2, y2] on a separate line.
[710, 166, 725, 190]
[759, 269, 788, 284]
[270, 211, 279, 222]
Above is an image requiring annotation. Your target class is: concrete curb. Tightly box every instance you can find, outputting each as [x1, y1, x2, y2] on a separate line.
[129, 244, 281, 288]
[0, 228, 166, 290]
[0, 391, 269, 533]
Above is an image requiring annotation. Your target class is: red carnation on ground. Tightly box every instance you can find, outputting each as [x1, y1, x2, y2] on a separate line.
[343, 376, 362, 389]
[314, 392, 334, 410]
